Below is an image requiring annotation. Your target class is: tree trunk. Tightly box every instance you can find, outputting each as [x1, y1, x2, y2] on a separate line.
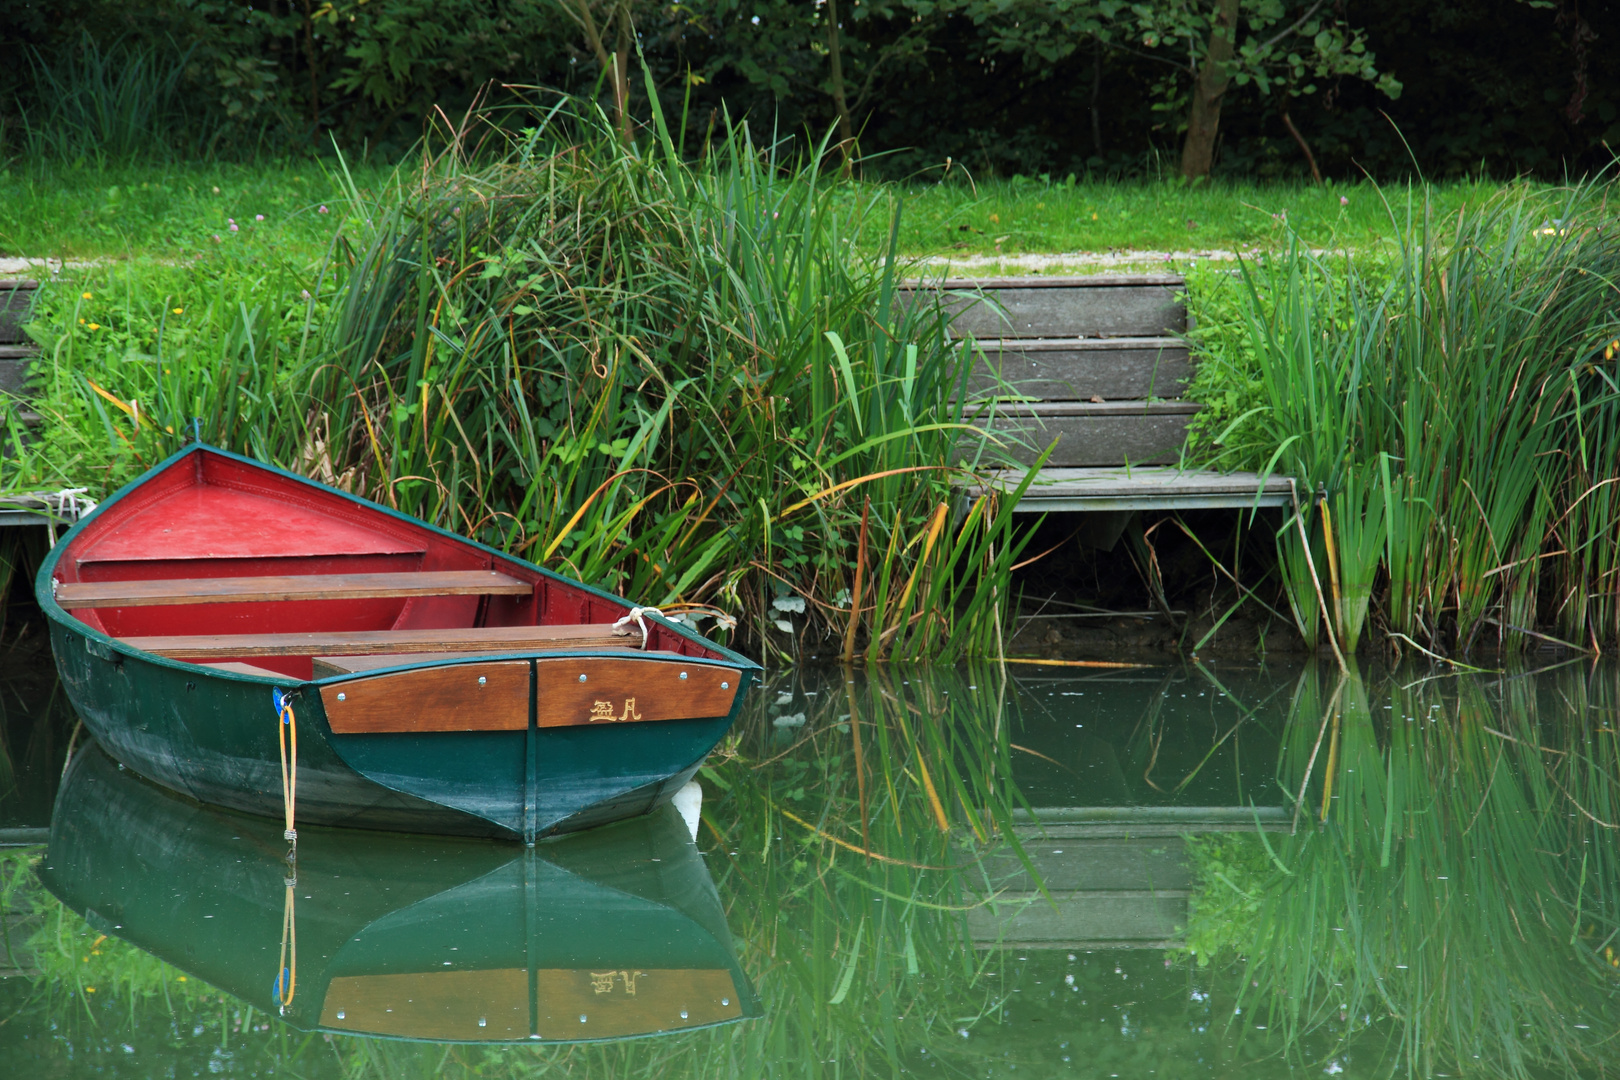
[1179, 0, 1241, 181]
[1090, 42, 1104, 156]
[825, 0, 856, 173]
[301, 0, 320, 129]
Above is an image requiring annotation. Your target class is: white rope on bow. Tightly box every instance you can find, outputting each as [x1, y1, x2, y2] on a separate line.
[611, 606, 663, 649]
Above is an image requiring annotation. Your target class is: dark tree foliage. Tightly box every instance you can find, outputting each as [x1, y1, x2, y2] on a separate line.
[1, 0, 1615, 180]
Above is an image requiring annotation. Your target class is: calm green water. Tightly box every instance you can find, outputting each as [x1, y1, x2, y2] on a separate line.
[1, 654, 1617, 1078]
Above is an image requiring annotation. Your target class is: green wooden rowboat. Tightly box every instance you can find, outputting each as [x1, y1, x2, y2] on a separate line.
[36, 442, 759, 842]
[41, 745, 760, 1043]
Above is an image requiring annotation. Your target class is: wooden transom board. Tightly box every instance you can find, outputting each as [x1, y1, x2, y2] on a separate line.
[321, 969, 528, 1040]
[534, 657, 739, 729]
[321, 660, 530, 733]
[534, 968, 741, 1039]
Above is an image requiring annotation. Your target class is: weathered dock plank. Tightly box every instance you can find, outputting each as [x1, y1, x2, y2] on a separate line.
[922, 274, 1186, 339]
[975, 401, 1201, 467]
[0, 281, 38, 345]
[968, 337, 1192, 401]
[964, 466, 1294, 512]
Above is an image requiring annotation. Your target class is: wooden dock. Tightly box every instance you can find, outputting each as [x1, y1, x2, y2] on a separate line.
[911, 273, 1296, 515]
[966, 466, 1292, 513]
[915, 273, 1194, 467]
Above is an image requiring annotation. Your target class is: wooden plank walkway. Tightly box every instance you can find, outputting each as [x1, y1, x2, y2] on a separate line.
[964, 466, 1293, 513]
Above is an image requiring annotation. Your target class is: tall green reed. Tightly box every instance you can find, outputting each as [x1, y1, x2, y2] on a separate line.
[16, 35, 224, 164]
[1194, 179, 1620, 656]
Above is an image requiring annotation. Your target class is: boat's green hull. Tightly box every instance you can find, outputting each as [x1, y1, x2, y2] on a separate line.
[49, 619, 748, 839]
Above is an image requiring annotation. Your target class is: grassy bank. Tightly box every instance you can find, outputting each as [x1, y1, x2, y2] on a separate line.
[889, 176, 1495, 260]
[1183, 179, 1620, 656]
[0, 160, 385, 262]
[2, 158, 1501, 264]
[3, 108, 1036, 662]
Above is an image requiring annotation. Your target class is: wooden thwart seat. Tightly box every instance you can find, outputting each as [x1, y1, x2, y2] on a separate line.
[57, 570, 532, 609]
[122, 623, 640, 660]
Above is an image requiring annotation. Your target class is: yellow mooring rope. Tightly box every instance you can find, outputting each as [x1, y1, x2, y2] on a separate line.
[271, 687, 299, 1016]
[273, 873, 297, 1013]
[273, 688, 298, 849]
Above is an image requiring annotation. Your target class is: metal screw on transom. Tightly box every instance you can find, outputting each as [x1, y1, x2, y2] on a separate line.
[478, 676, 486, 686]
[579, 674, 587, 683]
[337, 692, 346, 701]
[721, 681, 729, 690]
[679, 671, 688, 680]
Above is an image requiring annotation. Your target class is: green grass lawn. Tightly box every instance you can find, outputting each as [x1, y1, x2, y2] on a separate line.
[886, 176, 1502, 258]
[0, 160, 390, 263]
[3, 159, 1507, 263]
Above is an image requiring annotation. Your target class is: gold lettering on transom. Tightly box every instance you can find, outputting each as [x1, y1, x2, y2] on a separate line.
[589, 970, 644, 994]
[588, 698, 643, 723]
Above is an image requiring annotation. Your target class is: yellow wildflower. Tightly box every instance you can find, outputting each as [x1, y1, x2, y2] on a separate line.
[172, 307, 183, 314]
[88, 323, 101, 331]
[81, 292, 93, 300]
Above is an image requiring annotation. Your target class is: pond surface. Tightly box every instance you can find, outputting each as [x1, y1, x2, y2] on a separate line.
[1, 645, 1617, 1078]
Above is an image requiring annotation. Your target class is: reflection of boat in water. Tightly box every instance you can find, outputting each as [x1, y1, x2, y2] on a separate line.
[39, 745, 760, 1043]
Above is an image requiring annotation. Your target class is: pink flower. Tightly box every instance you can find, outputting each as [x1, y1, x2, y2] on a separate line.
[228, 218, 235, 224]
[229, 223, 239, 232]
[1340, 195, 1349, 206]
[212, 234, 222, 243]
[318, 205, 330, 214]
[255, 214, 265, 221]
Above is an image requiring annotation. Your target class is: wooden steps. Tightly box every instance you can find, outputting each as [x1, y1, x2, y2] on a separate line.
[122, 622, 642, 660]
[914, 274, 1196, 467]
[58, 570, 532, 608]
[0, 281, 39, 434]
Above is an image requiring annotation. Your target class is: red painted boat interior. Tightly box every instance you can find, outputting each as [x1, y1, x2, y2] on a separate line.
[55, 450, 715, 678]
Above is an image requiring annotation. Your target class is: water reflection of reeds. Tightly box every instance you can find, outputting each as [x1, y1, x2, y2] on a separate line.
[1183, 662, 1620, 1078]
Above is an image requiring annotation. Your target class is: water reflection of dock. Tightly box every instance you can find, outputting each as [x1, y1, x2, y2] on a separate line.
[970, 806, 1286, 950]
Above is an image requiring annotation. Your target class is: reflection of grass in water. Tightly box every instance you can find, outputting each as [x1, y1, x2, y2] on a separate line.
[2, 848, 232, 1033]
[1179, 663, 1620, 1078]
[2, 666, 1030, 1076]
